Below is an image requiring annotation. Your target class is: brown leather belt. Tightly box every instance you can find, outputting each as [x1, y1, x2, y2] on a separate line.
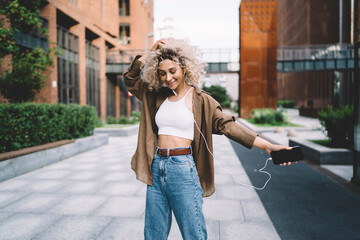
[157, 147, 191, 157]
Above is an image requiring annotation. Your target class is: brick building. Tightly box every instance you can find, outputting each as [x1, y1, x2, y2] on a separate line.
[239, 0, 278, 118]
[239, 0, 352, 118]
[277, 0, 352, 116]
[1, 0, 153, 120]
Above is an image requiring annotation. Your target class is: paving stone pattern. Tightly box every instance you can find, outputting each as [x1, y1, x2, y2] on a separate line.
[0, 134, 279, 240]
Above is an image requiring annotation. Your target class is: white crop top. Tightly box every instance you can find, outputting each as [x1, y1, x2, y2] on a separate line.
[155, 88, 194, 140]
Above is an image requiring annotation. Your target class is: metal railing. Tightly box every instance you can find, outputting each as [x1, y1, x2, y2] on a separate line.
[278, 44, 354, 60]
[13, 16, 49, 51]
[106, 48, 240, 73]
[277, 44, 355, 72]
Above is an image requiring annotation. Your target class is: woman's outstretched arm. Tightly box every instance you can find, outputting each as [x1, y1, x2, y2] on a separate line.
[253, 136, 293, 166]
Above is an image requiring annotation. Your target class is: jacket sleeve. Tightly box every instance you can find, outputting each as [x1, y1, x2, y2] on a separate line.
[123, 55, 147, 101]
[212, 106, 258, 149]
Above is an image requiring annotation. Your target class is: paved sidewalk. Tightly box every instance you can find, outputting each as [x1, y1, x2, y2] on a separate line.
[0, 134, 279, 240]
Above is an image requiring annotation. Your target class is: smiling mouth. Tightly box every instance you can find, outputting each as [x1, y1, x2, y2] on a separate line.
[166, 80, 176, 87]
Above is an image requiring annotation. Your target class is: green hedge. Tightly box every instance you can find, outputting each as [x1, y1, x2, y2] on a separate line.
[278, 100, 296, 108]
[0, 103, 97, 153]
[106, 111, 140, 124]
[318, 105, 354, 148]
[251, 108, 290, 125]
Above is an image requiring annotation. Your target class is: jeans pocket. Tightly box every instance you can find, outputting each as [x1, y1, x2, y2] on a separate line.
[169, 155, 192, 165]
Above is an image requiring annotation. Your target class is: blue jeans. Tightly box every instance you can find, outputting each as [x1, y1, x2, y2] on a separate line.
[144, 149, 207, 240]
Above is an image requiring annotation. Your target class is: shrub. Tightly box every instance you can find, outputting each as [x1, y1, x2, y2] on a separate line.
[0, 103, 97, 153]
[252, 108, 290, 125]
[278, 100, 296, 108]
[318, 105, 354, 148]
[105, 111, 141, 125]
[202, 85, 231, 108]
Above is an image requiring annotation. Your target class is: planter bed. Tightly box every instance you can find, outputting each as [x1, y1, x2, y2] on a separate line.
[289, 137, 353, 165]
[0, 134, 108, 182]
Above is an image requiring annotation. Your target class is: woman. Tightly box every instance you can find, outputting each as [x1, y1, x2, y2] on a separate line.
[123, 38, 292, 240]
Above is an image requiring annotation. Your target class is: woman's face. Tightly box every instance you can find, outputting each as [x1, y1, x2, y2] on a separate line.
[158, 59, 184, 90]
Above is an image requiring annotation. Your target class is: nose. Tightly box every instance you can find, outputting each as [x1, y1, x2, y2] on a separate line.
[166, 73, 172, 81]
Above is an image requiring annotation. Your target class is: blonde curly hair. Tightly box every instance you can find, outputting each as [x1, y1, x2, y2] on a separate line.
[141, 38, 206, 91]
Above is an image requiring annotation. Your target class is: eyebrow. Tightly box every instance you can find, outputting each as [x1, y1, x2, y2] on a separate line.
[158, 67, 177, 72]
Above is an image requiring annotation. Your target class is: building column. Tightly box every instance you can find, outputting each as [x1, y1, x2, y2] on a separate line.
[39, 4, 58, 103]
[70, 24, 86, 105]
[93, 37, 106, 120]
[115, 75, 121, 118]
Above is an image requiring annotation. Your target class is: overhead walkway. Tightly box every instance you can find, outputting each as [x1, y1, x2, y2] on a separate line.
[106, 48, 240, 74]
[277, 44, 355, 72]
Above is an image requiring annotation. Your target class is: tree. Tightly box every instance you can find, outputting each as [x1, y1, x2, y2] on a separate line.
[202, 85, 231, 108]
[0, 0, 58, 103]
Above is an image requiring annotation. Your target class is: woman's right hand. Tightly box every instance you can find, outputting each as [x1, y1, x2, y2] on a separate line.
[139, 39, 168, 62]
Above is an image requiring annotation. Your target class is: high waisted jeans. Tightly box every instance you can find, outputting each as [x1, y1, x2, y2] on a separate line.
[144, 150, 207, 240]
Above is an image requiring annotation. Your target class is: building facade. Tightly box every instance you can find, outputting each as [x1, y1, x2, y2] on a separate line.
[277, 0, 352, 116]
[1, 0, 153, 120]
[239, 0, 278, 118]
[239, 0, 353, 118]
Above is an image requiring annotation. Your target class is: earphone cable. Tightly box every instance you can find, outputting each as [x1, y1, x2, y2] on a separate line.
[193, 119, 272, 190]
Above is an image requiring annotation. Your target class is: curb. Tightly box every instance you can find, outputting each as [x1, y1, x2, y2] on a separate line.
[0, 134, 109, 182]
[94, 125, 139, 136]
[237, 118, 313, 133]
[289, 137, 353, 165]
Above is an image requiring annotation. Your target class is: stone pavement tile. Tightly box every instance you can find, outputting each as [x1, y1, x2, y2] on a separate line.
[241, 199, 271, 222]
[0, 213, 60, 240]
[33, 170, 72, 180]
[206, 220, 220, 240]
[96, 182, 141, 196]
[70, 163, 102, 171]
[135, 185, 147, 197]
[72, 157, 103, 164]
[322, 165, 353, 182]
[101, 172, 134, 182]
[33, 215, 111, 240]
[0, 212, 14, 223]
[0, 178, 31, 192]
[215, 173, 249, 186]
[215, 166, 247, 176]
[168, 216, 182, 239]
[0, 191, 28, 209]
[102, 164, 128, 172]
[42, 161, 77, 171]
[216, 185, 260, 200]
[60, 181, 106, 194]
[94, 196, 144, 217]
[219, 221, 280, 240]
[100, 158, 122, 164]
[96, 218, 144, 240]
[24, 180, 70, 193]
[49, 195, 108, 215]
[203, 198, 244, 221]
[2, 193, 66, 213]
[167, 218, 220, 240]
[67, 170, 103, 180]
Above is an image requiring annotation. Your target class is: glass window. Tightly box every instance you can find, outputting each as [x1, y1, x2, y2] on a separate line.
[86, 41, 101, 115]
[119, 0, 130, 16]
[57, 26, 79, 104]
[119, 24, 131, 45]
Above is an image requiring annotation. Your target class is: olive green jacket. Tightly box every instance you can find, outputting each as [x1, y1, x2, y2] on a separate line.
[123, 56, 258, 197]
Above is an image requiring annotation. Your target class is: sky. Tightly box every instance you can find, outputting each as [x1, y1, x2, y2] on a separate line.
[153, 0, 242, 49]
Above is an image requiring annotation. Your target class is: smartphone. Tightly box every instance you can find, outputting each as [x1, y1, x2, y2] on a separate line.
[270, 146, 304, 165]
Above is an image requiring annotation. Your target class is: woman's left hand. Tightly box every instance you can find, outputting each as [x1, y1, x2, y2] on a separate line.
[266, 144, 295, 166]
[253, 136, 297, 166]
